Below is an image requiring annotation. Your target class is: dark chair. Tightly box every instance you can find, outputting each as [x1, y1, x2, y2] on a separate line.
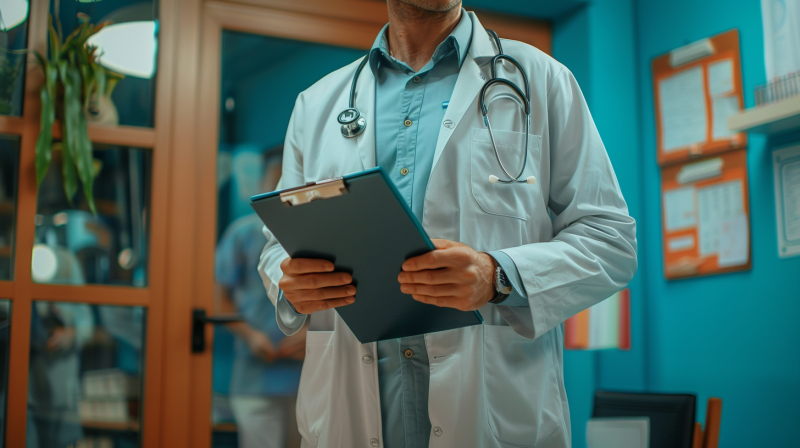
[592, 391, 696, 448]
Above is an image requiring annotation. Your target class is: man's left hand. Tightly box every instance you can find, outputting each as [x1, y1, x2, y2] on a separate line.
[398, 239, 495, 311]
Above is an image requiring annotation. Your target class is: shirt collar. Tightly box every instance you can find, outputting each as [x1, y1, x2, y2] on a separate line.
[368, 8, 472, 76]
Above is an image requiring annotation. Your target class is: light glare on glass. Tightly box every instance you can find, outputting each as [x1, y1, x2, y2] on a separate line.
[0, 0, 29, 32]
[86, 21, 157, 79]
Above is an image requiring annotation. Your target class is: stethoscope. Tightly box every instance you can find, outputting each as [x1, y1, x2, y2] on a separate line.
[338, 29, 535, 185]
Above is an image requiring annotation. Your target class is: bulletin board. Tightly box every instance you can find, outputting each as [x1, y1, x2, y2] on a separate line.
[660, 149, 751, 279]
[653, 29, 746, 167]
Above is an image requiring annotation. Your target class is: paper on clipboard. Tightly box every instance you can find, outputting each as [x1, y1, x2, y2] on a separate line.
[718, 213, 749, 267]
[659, 66, 708, 152]
[708, 59, 734, 96]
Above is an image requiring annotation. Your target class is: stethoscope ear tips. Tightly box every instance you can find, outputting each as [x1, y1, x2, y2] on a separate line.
[488, 175, 500, 184]
[526, 176, 536, 184]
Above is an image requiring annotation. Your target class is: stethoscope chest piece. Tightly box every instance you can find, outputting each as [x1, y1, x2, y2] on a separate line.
[338, 107, 367, 138]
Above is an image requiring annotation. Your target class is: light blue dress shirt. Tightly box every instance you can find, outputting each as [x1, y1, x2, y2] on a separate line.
[368, 12, 527, 448]
[278, 10, 529, 447]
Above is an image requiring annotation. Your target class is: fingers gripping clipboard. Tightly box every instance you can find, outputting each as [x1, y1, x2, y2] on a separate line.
[250, 167, 483, 343]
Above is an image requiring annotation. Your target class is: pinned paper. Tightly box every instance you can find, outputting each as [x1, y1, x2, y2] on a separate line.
[712, 96, 740, 140]
[664, 187, 697, 230]
[659, 66, 708, 153]
[697, 180, 744, 256]
[708, 59, 734, 96]
[717, 213, 749, 267]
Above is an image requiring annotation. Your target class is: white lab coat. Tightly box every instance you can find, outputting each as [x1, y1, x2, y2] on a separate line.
[258, 12, 637, 448]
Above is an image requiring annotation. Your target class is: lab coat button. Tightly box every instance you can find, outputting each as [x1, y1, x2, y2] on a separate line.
[443, 119, 454, 129]
[479, 73, 486, 80]
[404, 349, 413, 358]
[362, 354, 373, 364]
[433, 426, 443, 436]
[370, 438, 380, 446]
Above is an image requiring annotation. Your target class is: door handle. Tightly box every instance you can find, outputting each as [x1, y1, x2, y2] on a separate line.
[191, 308, 244, 353]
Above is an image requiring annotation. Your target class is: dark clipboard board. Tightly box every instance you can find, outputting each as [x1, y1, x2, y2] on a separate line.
[250, 167, 483, 343]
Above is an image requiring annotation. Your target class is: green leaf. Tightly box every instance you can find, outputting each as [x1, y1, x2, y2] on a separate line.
[93, 63, 107, 98]
[35, 88, 55, 186]
[59, 61, 82, 204]
[64, 64, 97, 215]
[47, 16, 60, 62]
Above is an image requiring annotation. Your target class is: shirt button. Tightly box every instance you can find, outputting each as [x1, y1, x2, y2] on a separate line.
[479, 73, 486, 81]
[362, 354, 373, 364]
[404, 349, 414, 358]
[413, 75, 421, 83]
[404, 119, 412, 127]
[433, 426, 443, 437]
[443, 119, 454, 129]
[400, 168, 409, 176]
[370, 438, 380, 446]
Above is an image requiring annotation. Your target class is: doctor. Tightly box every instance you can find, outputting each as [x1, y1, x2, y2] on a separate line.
[259, 1, 637, 447]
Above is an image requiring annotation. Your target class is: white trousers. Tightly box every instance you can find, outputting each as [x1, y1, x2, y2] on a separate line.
[230, 396, 290, 448]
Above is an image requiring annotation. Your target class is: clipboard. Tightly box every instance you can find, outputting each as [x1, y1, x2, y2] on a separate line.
[250, 167, 483, 343]
[652, 29, 747, 166]
[660, 149, 751, 279]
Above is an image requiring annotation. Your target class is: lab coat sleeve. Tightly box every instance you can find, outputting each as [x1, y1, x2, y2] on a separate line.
[498, 67, 637, 340]
[258, 95, 309, 336]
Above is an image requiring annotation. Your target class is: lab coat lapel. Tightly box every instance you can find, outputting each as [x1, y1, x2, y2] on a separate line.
[431, 11, 497, 173]
[354, 58, 377, 169]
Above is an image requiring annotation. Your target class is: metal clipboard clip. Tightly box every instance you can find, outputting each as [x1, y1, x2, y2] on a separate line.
[280, 177, 346, 206]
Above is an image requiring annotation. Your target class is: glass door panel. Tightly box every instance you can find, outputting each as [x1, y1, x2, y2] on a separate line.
[27, 301, 146, 448]
[211, 30, 363, 448]
[0, 136, 19, 280]
[33, 146, 152, 287]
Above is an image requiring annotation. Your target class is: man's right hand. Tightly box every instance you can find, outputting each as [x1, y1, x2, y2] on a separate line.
[279, 258, 356, 314]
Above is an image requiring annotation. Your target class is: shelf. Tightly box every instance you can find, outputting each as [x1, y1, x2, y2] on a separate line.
[728, 96, 800, 135]
[51, 123, 156, 149]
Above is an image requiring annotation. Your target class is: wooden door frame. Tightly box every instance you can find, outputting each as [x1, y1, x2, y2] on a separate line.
[1, 0, 179, 445]
[184, 2, 550, 448]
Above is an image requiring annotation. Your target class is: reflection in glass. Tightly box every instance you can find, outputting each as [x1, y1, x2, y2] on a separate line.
[0, 136, 19, 280]
[33, 145, 151, 287]
[0, 300, 9, 447]
[27, 302, 145, 448]
[212, 31, 364, 448]
[87, 21, 157, 79]
[53, 1, 157, 127]
[0, 0, 29, 116]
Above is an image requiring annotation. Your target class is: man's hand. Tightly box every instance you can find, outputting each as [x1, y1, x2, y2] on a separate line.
[398, 239, 496, 311]
[277, 325, 308, 360]
[279, 258, 356, 314]
[246, 330, 278, 362]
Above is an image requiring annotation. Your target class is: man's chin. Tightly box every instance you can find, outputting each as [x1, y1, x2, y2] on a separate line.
[397, 0, 461, 13]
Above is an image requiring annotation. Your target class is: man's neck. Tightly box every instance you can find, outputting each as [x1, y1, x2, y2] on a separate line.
[385, 1, 462, 72]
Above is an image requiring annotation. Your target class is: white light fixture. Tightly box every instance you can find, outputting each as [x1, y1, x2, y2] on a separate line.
[0, 0, 29, 32]
[87, 20, 157, 79]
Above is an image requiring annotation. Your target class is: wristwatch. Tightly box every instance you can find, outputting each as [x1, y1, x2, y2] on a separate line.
[489, 264, 513, 304]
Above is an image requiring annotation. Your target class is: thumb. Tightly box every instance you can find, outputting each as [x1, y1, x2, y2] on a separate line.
[431, 238, 456, 249]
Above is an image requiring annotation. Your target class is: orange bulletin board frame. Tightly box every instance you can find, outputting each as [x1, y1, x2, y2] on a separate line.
[661, 149, 751, 279]
[653, 29, 747, 166]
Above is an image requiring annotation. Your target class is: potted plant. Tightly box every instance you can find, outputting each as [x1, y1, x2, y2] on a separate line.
[33, 13, 124, 214]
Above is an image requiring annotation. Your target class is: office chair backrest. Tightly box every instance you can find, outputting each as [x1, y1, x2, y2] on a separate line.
[593, 391, 696, 448]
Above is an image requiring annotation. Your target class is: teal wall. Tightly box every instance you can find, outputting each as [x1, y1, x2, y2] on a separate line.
[552, 1, 800, 447]
[634, 1, 800, 446]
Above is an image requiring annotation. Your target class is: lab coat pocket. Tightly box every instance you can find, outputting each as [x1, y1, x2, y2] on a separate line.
[297, 330, 334, 447]
[471, 128, 542, 221]
[483, 325, 561, 447]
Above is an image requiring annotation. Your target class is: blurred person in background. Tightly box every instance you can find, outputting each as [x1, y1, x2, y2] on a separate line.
[215, 146, 305, 448]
